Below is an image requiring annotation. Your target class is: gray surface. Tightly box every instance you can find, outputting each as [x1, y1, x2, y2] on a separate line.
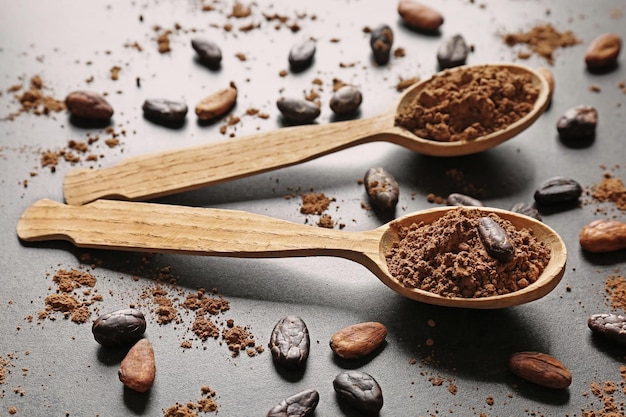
[1, 0, 625, 416]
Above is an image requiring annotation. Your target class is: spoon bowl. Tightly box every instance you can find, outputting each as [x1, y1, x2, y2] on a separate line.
[63, 63, 550, 205]
[17, 199, 566, 309]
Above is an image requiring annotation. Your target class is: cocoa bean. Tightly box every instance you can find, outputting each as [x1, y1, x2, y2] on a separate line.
[195, 84, 237, 121]
[398, 0, 444, 32]
[585, 33, 622, 70]
[509, 351, 571, 389]
[579, 219, 626, 253]
[65, 90, 114, 121]
[330, 322, 387, 359]
[118, 339, 156, 393]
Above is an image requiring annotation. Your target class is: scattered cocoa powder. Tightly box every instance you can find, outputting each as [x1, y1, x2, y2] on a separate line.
[502, 23, 581, 65]
[3, 75, 65, 120]
[605, 274, 626, 311]
[592, 175, 626, 211]
[39, 268, 101, 323]
[395, 66, 539, 142]
[222, 325, 257, 357]
[386, 208, 551, 298]
[163, 386, 218, 416]
[581, 365, 626, 417]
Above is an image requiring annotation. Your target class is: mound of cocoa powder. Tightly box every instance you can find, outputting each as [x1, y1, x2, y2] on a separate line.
[394, 66, 538, 142]
[386, 208, 551, 298]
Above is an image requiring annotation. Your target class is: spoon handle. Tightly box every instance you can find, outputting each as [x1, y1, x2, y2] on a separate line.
[63, 115, 391, 206]
[17, 199, 382, 260]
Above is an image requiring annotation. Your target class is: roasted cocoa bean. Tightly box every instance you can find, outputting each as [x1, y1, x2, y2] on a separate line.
[398, 0, 444, 32]
[556, 105, 597, 144]
[510, 202, 542, 221]
[289, 39, 316, 71]
[142, 99, 188, 124]
[370, 24, 394, 65]
[118, 339, 156, 393]
[277, 98, 320, 123]
[364, 167, 399, 210]
[330, 85, 362, 116]
[478, 217, 515, 263]
[65, 90, 114, 121]
[509, 351, 572, 389]
[588, 313, 626, 346]
[579, 219, 626, 253]
[191, 38, 222, 67]
[437, 34, 469, 69]
[585, 33, 622, 70]
[446, 193, 484, 207]
[195, 84, 237, 121]
[266, 389, 319, 417]
[533, 177, 582, 205]
[92, 308, 147, 347]
[333, 370, 383, 414]
[330, 322, 387, 359]
[269, 316, 310, 370]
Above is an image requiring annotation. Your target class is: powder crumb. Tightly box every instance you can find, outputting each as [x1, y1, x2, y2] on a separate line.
[163, 386, 218, 416]
[591, 175, 626, 211]
[605, 275, 626, 311]
[317, 214, 334, 228]
[300, 192, 334, 215]
[396, 76, 420, 92]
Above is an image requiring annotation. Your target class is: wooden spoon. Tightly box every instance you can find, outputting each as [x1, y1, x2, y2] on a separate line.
[17, 199, 566, 309]
[63, 63, 550, 206]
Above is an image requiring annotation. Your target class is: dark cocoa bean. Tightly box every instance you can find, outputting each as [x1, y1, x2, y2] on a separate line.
[92, 308, 146, 347]
[288, 39, 316, 71]
[437, 34, 469, 69]
[364, 167, 399, 210]
[446, 193, 484, 207]
[142, 99, 188, 124]
[588, 313, 626, 345]
[478, 217, 515, 263]
[191, 38, 222, 67]
[269, 316, 310, 370]
[330, 85, 362, 116]
[533, 177, 582, 205]
[370, 24, 394, 65]
[510, 202, 542, 221]
[267, 389, 319, 417]
[277, 98, 320, 123]
[333, 370, 383, 414]
[65, 90, 114, 121]
[556, 106, 597, 144]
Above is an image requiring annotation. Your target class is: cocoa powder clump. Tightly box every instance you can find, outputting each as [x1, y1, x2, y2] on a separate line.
[386, 208, 551, 298]
[592, 175, 626, 211]
[503, 23, 581, 65]
[394, 66, 538, 142]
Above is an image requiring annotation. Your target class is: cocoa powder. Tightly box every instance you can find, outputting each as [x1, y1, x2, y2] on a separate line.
[386, 208, 551, 298]
[503, 23, 581, 65]
[394, 66, 538, 142]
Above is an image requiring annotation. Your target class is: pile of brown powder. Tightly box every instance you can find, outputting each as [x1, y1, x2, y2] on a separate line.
[163, 385, 218, 416]
[39, 268, 102, 323]
[386, 208, 551, 298]
[605, 274, 626, 311]
[592, 174, 626, 212]
[394, 66, 539, 142]
[581, 366, 626, 417]
[503, 23, 581, 65]
[3, 75, 65, 121]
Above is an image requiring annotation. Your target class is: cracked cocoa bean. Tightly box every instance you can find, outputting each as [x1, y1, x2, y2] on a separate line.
[370, 24, 393, 65]
[333, 370, 383, 414]
[478, 216, 515, 263]
[437, 34, 469, 69]
[267, 389, 319, 417]
[588, 313, 626, 346]
[364, 167, 399, 210]
[269, 316, 310, 370]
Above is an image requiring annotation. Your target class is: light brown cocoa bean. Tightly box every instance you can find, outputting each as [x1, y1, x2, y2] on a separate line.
[195, 84, 237, 121]
[118, 339, 156, 393]
[579, 219, 626, 253]
[65, 90, 114, 121]
[397, 0, 443, 32]
[585, 33, 622, 70]
[509, 351, 571, 389]
[329, 322, 387, 359]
